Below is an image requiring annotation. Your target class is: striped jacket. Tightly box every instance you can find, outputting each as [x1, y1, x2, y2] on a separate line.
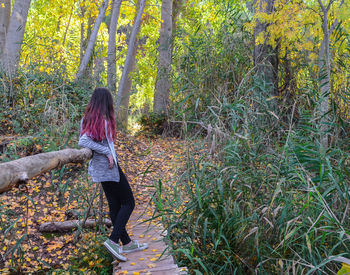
[78, 120, 120, 183]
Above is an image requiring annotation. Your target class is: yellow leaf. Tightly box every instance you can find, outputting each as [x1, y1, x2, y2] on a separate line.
[130, 262, 136, 266]
[337, 263, 350, 275]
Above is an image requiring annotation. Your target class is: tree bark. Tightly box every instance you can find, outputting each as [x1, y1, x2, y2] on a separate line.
[318, 12, 330, 149]
[171, 0, 182, 40]
[39, 218, 112, 232]
[1, 0, 31, 76]
[115, 0, 146, 115]
[253, 0, 278, 95]
[317, 0, 344, 148]
[79, 1, 86, 63]
[62, 5, 74, 48]
[83, 15, 96, 81]
[153, 0, 173, 115]
[76, 0, 109, 81]
[118, 39, 139, 129]
[0, 0, 11, 55]
[0, 148, 92, 193]
[107, 0, 123, 92]
[94, 53, 105, 85]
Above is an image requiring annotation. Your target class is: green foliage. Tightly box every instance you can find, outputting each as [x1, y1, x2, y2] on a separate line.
[0, 69, 92, 158]
[171, 2, 252, 126]
[69, 233, 113, 274]
[153, 74, 350, 273]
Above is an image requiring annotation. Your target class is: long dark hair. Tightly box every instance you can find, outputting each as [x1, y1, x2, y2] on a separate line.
[81, 88, 116, 141]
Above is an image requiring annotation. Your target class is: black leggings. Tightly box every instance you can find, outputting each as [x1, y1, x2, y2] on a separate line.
[101, 164, 135, 245]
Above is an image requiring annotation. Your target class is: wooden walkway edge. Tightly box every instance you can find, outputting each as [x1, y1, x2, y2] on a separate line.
[113, 208, 188, 275]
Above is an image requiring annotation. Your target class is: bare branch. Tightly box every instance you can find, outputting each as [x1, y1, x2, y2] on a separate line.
[326, 0, 335, 12]
[317, 0, 326, 13]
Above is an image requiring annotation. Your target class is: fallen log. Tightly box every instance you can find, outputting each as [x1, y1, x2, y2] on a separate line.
[0, 148, 92, 193]
[65, 209, 97, 220]
[39, 218, 112, 232]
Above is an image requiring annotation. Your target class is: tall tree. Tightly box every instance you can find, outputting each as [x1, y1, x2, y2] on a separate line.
[1, 0, 31, 76]
[0, 0, 11, 55]
[76, 0, 109, 81]
[118, 40, 138, 128]
[172, 0, 182, 40]
[107, 0, 123, 92]
[153, 0, 173, 115]
[79, 0, 86, 63]
[94, 48, 105, 85]
[115, 0, 146, 115]
[83, 15, 97, 81]
[254, 0, 278, 95]
[317, 0, 344, 148]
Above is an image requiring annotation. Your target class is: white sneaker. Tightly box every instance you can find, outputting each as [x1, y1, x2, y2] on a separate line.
[103, 239, 127, 262]
[121, 240, 148, 253]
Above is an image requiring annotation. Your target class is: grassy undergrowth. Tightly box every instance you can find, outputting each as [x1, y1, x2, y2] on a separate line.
[0, 70, 92, 158]
[153, 84, 350, 274]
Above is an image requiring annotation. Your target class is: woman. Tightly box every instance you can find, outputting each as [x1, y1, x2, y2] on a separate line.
[78, 87, 147, 262]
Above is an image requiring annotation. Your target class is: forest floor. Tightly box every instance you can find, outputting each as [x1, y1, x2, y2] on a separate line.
[0, 132, 191, 274]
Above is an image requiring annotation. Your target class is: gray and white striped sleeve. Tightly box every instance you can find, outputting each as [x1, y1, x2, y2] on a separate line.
[78, 134, 111, 156]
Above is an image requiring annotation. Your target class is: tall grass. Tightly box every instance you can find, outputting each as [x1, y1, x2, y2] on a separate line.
[153, 80, 350, 274]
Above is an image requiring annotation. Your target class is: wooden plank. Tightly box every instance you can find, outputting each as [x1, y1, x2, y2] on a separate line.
[113, 209, 186, 274]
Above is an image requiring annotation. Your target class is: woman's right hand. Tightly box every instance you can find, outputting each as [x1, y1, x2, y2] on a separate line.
[107, 154, 114, 169]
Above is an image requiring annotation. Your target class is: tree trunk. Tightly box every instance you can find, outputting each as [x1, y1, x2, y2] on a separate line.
[84, 15, 96, 81]
[94, 52, 105, 85]
[1, 0, 31, 76]
[118, 39, 139, 129]
[172, 0, 182, 40]
[253, 0, 278, 95]
[76, 0, 109, 81]
[62, 5, 74, 48]
[0, 0, 11, 55]
[107, 0, 123, 92]
[0, 148, 92, 193]
[115, 0, 146, 115]
[316, 0, 343, 149]
[153, 0, 173, 115]
[79, 1, 86, 63]
[318, 22, 330, 149]
[39, 218, 112, 232]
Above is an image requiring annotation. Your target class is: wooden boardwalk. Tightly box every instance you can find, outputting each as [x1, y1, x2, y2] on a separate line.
[113, 208, 187, 275]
